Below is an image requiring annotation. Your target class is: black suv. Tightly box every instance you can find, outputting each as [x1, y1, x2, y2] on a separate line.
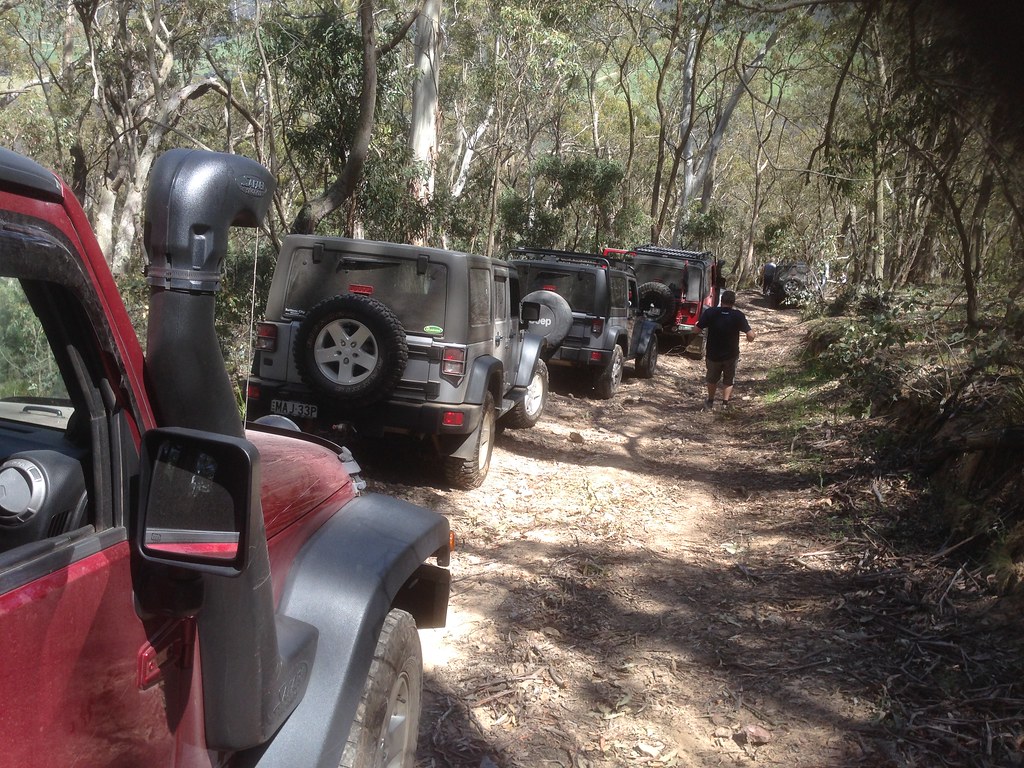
[605, 245, 724, 356]
[247, 235, 548, 489]
[510, 248, 659, 399]
[762, 261, 820, 307]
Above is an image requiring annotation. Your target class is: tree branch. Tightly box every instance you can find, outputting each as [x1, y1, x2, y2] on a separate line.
[805, 0, 877, 179]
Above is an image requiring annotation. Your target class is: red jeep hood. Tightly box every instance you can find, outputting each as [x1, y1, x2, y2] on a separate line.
[246, 429, 357, 538]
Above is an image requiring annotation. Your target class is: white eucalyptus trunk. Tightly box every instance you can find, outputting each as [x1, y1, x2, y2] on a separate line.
[409, 0, 441, 203]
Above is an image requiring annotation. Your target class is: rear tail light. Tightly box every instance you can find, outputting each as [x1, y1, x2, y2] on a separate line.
[441, 347, 466, 377]
[246, 382, 261, 400]
[589, 351, 603, 362]
[442, 411, 464, 427]
[255, 323, 277, 352]
[591, 318, 604, 335]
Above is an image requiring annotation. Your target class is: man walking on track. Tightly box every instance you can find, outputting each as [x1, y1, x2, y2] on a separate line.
[696, 290, 755, 410]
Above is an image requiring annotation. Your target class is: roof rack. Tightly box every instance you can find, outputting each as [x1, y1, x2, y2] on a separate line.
[630, 244, 714, 261]
[510, 247, 634, 272]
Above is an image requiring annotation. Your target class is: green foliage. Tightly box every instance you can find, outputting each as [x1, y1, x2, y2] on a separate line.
[262, 11, 375, 177]
[498, 191, 561, 249]
[0, 279, 66, 399]
[499, 154, 647, 250]
[676, 205, 726, 250]
[756, 217, 800, 262]
[803, 285, 917, 416]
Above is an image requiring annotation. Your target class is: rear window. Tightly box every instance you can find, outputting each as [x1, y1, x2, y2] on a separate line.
[284, 248, 448, 335]
[634, 261, 691, 293]
[523, 268, 598, 314]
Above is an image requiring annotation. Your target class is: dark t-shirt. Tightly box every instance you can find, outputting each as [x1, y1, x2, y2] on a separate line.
[697, 305, 751, 362]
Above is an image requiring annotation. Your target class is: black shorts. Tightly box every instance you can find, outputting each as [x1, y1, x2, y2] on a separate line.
[706, 357, 738, 386]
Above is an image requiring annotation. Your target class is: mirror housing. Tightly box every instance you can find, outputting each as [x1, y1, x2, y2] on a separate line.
[520, 300, 541, 329]
[136, 427, 259, 577]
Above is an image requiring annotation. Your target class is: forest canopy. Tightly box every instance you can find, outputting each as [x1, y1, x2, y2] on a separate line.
[0, 0, 1021, 323]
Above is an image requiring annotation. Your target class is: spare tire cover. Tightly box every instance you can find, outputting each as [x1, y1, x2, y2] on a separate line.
[522, 290, 573, 350]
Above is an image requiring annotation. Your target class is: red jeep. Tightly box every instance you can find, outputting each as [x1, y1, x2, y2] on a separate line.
[604, 245, 725, 355]
[0, 147, 450, 766]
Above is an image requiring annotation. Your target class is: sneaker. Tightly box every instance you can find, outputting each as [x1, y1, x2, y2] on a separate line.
[703, 399, 714, 411]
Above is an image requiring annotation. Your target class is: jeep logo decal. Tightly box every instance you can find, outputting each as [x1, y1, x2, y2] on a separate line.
[270, 661, 309, 718]
[238, 175, 268, 197]
[533, 317, 553, 327]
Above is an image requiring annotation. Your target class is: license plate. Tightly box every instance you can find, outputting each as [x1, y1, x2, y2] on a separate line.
[270, 399, 318, 419]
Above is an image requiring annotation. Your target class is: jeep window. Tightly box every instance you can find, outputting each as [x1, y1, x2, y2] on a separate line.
[284, 247, 448, 336]
[469, 267, 491, 326]
[494, 273, 508, 321]
[636, 262, 687, 292]
[686, 268, 704, 300]
[610, 274, 628, 315]
[525, 269, 598, 314]
[0, 277, 73, 429]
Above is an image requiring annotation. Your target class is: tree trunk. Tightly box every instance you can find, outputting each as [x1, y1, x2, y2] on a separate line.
[409, 0, 441, 240]
[451, 105, 492, 199]
[291, 0, 378, 235]
[672, 23, 783, 246]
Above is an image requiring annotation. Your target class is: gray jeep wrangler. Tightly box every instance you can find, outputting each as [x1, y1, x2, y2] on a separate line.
[510, 248, 660, 399]
[762, 261, 821, 307]
[247, 236, 548, 489]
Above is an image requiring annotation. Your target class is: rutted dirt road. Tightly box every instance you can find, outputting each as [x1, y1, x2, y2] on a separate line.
[359, 290, 1023, 768]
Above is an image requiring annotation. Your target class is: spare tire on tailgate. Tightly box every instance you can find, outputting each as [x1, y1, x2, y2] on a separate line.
[638, 281, 674, 325]
[521, 290, 573, 353]
[294, 294, 408, 406]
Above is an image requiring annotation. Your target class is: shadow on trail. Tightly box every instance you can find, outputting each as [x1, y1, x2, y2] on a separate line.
[418, 513, 1023, 768]
[361, 289, 1022, 767]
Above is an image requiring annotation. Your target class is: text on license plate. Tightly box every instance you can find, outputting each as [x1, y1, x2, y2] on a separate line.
[270, 399, 318, 418]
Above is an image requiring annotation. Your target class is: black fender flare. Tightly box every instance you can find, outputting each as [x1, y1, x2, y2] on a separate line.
[238, 494, 450, 768]
[513, 334, 545, 389]
[464, 355, 503, 406]
[637, 319, 659, 356]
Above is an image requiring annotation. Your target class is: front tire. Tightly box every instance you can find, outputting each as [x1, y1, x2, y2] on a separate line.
[443, 392, 496, 489]
[502, 361, 549, 429]
[594, 346, 624, 399]
[339, 609, 422, 768]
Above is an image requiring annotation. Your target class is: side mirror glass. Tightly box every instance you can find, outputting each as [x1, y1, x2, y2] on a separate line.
[137, 427, 259, 576]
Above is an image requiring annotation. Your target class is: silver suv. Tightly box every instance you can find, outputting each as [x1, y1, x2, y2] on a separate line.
[247, 236, 548, 489]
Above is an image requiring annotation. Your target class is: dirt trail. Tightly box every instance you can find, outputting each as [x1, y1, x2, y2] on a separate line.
[361, 293, 896, 766]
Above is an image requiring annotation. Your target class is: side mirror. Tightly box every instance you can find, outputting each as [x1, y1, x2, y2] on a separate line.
[136, 427, 259, 577]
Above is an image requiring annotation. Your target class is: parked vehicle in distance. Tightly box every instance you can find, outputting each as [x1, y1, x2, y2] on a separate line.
[604, 244, 725, 357]
[0, 146, 451, 767]
[247, 236, 548, 489]
[763, 260, 821, 307]
[510, 248, 660, 399]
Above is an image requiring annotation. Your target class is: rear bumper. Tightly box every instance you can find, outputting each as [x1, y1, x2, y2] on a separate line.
[246, 379, 482, 437]
[547, 344, 609, 368]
